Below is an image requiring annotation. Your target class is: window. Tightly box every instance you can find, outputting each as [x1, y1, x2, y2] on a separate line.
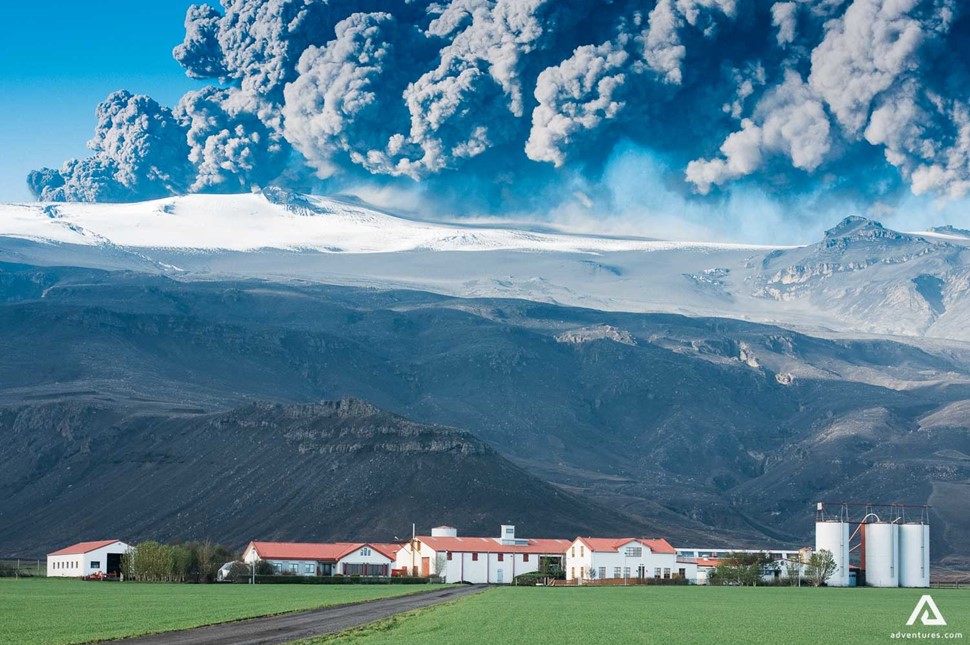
[678, 568, 686, 578]
[624, 547, 642, 558]
[571, 546, 575, 557]
[273, 563, 282, 573]
[655, 568, 661, 578]
[505, 527, 514, 535]
[623, 567, 630, 578]
[663, 568, 671, 579]
[580, 567, 585, 579]
[571, 567, 575, 579]
[497, 553, 504, 562]
[472, 553, 479, 562]
[90, 561, 100, 569]
[523, 554, 529, 562]
[447, 552, 453, 561]
[598, 567, 606, 579]
[288, 563, 298, 573]
[360, 547, 371, 556]
[580, 546, 585, 557]
[304, 564, 314, 574]
[613, 567, 621, 578]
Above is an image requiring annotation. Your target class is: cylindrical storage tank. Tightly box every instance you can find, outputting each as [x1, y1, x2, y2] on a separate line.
[815, 521, 851, 586]
[865, 522, 899, 587]
[431, 526, 458, 537]
[899, 523, 930, 588]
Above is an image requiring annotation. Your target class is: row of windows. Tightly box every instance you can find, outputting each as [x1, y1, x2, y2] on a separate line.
[53, 561, 80, 570]
[570, 566, 681, 580]
[570, 545, 586, 557]
[445, 553, 530, 562]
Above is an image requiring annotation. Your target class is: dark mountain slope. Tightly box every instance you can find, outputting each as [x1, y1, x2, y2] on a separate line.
[0, 262, 968, 563]
[0, 398, 667, 557]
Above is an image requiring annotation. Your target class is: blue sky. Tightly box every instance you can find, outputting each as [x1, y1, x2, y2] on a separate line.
[0, 1, 203, 202]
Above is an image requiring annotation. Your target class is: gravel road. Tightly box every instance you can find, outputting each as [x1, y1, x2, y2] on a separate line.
[108, 584, 485, 645]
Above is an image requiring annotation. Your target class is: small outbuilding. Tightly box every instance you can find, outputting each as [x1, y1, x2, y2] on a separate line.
[47, 540, 131, 578]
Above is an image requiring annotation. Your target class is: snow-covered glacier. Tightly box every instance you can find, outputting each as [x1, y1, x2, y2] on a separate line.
[2, 191, 969, 341]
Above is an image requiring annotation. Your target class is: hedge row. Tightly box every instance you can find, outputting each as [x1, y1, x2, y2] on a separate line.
[243, 575, 433, 585]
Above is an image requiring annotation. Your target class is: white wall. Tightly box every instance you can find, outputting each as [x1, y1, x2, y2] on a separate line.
[47, 543, 129, 578]
[395, 542, 554, 583]
[564, 540, 681, 582]
[337, 547, 394, 576]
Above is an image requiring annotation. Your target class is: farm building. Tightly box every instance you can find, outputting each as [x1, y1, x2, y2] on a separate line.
[395, 525, 570, 584]
[47, 540, 131, 578]
[242, 541, 401, 576]
[564, 537, 684, 583]
[675, 547, 812, 584]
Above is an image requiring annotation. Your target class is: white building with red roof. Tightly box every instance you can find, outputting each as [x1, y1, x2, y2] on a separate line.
[395, 525, 570, 584]
[47, 540, 131, 578]
[242, 541, 401, 577]
[565, 537, 687, 583]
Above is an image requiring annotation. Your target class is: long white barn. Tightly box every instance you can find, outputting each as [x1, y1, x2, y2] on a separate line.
[47, 540, 130, 578]
[395, 525, 569, 584]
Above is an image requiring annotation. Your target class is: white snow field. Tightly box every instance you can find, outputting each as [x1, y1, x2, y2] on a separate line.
[2, 191, 970, 341]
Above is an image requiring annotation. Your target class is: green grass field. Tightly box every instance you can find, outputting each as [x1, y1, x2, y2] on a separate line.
[0, 578, 444, 645]
[319, 586, 970, 645]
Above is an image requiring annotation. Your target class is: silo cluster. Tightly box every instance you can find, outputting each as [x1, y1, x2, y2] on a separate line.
[863, 521, 930, 588]
[815, 515, 929, 588]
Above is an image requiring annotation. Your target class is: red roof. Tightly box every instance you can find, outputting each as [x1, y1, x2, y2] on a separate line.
[246, 541, 398, 562]
[694, 557, 722, 567]
[416, 536, 571, 554]
[575, 537, 677, 555]
[49, 540, 123, 556]
[369, 543, 405, 559]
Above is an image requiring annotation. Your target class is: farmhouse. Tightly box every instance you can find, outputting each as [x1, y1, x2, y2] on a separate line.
[242, 541, 400, 576]
[564, 537, 684, 583]
[396, 525, 570, 584]
[47, 540, 131, 578]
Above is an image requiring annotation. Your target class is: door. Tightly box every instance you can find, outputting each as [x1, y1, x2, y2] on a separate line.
[421, 557, 430, 577]
[496, 568, 504, 584]
[106, 553, 122, 576]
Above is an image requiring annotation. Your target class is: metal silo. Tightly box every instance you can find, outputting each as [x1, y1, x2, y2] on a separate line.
[898, 523, 930, 588]
[815, 520, 851, 586]
[864, 522, 899, 587]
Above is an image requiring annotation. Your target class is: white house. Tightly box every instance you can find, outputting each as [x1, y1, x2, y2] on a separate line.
[564, 537, 684, 583]
[47, 540, 131, 578]
[395, 525, 570, 584]
[242, 541, 401, 576]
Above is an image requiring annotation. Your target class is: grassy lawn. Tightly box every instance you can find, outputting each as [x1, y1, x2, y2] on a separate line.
[0, 578, 444, 645]
[318, 586, 970, 645]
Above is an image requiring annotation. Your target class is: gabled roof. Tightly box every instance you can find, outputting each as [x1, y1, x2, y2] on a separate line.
[415, 535, 571, 554]
[246, 541, 397, 562]
[49, 540, 124, 556]
[369, 543, 405, 559]
[574, 537, 677, 555]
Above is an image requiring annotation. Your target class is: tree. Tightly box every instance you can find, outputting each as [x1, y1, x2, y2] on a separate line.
[806, 550, 838, 587]
[785, 558, 802, 586]
[711, 552, 774, 586]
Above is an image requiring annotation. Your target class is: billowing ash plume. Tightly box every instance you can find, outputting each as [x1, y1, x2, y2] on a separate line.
[29, 90, 192, 202]
[27, 0, 970, 217]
